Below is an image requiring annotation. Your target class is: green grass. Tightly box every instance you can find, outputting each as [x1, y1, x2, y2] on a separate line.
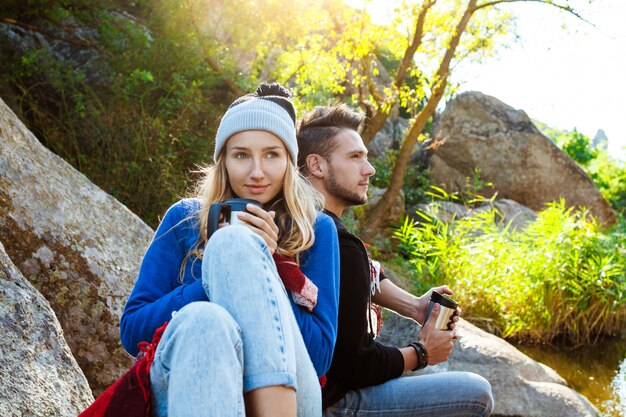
[395, 200, 626, 344]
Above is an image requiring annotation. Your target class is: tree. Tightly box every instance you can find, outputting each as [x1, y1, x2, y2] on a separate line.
[317, 0, 588, 238]
[153, 0, 589, 237]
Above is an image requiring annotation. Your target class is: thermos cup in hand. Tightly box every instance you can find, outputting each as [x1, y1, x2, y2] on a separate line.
[207, 198, 262, 240]
[423, 291, 459, 330]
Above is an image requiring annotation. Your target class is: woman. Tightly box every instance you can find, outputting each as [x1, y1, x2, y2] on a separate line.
[120, 83, 340, 417]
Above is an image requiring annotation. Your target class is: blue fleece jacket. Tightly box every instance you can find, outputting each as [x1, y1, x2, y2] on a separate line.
[120, 198, 340, 376]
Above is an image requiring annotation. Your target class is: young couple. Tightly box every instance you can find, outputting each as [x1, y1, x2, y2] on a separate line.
[120, 82, 494, 417]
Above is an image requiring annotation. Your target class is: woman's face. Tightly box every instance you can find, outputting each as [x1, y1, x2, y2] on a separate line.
[224, 130, 288, 205]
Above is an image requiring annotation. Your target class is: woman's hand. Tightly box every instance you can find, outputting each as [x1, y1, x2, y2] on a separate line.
[234, 204, 280, 254]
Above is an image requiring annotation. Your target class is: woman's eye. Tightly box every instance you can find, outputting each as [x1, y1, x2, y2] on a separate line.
[235, 153, 248, 159]
[266, 152, 278, 158]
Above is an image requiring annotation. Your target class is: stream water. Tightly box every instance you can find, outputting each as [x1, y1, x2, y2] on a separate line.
[516, 337, 626, 416]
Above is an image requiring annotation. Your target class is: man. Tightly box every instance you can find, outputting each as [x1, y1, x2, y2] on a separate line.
[297, 104, 494, 417]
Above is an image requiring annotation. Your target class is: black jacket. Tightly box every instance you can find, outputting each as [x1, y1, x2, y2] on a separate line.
[322, 211, 404, 408]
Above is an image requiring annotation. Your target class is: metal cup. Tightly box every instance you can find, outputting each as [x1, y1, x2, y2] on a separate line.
[423, 291, 459, 330]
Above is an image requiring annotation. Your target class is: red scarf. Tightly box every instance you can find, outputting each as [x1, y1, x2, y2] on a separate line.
[273, 253, 318, 312]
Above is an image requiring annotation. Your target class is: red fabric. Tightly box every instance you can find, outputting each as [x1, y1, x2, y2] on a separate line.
[78, 322, 168, 417]
[273, 253, 318, 311]
[273, 253, 306, 292]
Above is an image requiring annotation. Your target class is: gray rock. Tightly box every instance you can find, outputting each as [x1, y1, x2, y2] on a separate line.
[411, 201, 471, 223]
[0, 240, 94, 415]
[411, 199, 536, 232]
[0, 97, 153, 394]
[368, 117, 411, 158]
[592, 129, 608, 151]
[378, 314, 598, 417]
[0, 19, 110, 86]
[429, 92, 616, 228]
[476, 199, 538, 232]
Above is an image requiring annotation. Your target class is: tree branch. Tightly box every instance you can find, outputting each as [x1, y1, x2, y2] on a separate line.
[475, 0, 593, 26]
[394, 0, 437, 88]
[362, 0, 479, 235]
[361, 0, 437, 145]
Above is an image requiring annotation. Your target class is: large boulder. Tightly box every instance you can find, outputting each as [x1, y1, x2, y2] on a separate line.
[1, 240, 94, 415]
[429, 92, 616, 228]
[0, 97, 153, 394]
[378, 313, 598, 417]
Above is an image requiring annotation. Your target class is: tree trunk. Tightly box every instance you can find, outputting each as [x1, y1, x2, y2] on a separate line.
[362, 108, 392, 145]
[360, 0, 436, 146]
[361, 0, 478, 239]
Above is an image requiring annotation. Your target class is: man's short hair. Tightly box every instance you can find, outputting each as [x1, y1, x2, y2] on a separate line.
[296, 104, 365, 175]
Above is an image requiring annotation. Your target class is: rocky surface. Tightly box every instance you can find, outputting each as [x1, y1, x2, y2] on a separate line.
[0, 240, 94, 415]
[367, 116, 411, 158]
[0, 97, 153, 394]
[378, 313, 598, 417]
[429, 92, 616, 228]
[412, 198, 537, 232]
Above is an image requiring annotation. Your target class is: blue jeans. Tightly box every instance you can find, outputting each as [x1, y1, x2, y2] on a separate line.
[323, 372, 493, 417]
[150, 225, 321, 416]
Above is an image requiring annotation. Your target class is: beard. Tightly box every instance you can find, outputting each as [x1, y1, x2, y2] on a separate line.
[326, 169, 367, 207]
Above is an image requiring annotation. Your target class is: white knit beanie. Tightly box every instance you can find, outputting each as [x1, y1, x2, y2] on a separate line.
[214, 98, 298, 163]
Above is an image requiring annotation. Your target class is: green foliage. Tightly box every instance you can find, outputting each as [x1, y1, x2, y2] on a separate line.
[395, 200, 626, 344]
[555, 129, 598, 166]
[0, 1, 226, 227]
[587, 153, 626, 215]
[538, 123, 626, 215]
[370, 149, 430, 207]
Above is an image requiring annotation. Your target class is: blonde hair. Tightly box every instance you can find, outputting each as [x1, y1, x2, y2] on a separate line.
[180, 152, 323, 281]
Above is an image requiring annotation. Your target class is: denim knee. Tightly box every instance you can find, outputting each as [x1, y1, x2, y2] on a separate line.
[167, 301, 242, 348]
[203, 225, 278, 294]
[207, 225, 269, 259]
[464, 372, 494, 416]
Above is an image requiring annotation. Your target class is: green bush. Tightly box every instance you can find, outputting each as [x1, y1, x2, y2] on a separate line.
[555, 129, 597, 166]
[395, 200, 626, 344]
[587, 153, 626, 216]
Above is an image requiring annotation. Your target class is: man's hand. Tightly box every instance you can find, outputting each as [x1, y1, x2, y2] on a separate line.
[414, 285, 461, 328]
[417, 303, 455, 365]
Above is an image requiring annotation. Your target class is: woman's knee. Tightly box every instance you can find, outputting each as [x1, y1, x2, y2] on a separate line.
[167, 301, 242, 345]
[206, 225, 268, 259]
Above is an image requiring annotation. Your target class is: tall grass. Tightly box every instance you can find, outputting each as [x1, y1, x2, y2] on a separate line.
[395, 200, 626, 344]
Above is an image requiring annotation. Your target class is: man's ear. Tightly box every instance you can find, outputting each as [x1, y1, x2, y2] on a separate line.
[306, 154, 326, 178]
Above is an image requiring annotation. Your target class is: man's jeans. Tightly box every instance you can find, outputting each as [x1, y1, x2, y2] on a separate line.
[149, 225, 321, 417]
[323, 371, 494, 417]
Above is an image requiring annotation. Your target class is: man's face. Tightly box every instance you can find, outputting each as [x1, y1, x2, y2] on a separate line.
[323, 129, 376, 210]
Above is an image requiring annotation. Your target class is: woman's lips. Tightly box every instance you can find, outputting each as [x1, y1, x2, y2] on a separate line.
[246, 184, 269, 193]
